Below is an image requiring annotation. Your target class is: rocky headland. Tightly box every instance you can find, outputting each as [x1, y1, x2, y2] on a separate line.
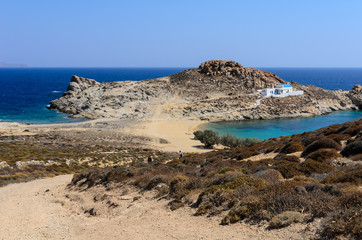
[48, 60, 361, 121]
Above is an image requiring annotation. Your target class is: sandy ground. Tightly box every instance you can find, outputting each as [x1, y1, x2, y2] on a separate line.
[130, 117, 209, 153]
[0, 175, 318, 240]
[0, 116, 210, 153]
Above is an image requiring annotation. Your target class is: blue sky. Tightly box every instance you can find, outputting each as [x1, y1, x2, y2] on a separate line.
[1, 0, 361, 67]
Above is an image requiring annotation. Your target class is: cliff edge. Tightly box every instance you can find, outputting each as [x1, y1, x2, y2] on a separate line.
[48, 60, 361, 121]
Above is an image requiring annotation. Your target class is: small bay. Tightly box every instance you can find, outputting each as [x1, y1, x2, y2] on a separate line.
[201, 111, 362, 140]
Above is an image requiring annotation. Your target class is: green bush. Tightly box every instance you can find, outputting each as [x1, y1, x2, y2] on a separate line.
[193, 130, 204, 141]
[193, 130, 220, 149]
[220, 133, 243, 148]
[194, 131, 260, 149]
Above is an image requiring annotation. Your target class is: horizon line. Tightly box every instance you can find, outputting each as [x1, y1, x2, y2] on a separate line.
[1, 66, 362, 69]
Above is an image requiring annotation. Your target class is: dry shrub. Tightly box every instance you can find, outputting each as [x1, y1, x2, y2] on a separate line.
[181, 156, 204, 166]
[280, 142, 305, 154]
[301, 159, 334, 176]
[235, 150, 255, 160]
[339, 190, 362, 209]
[223, 175, 268, 190]
[322, 165, 362, 185]
[351, 154, 362, 161]
[274, 154, 300, 162]
[107, 166, 134, 183]
[327, 134, 351, 144]
[341, 124, 362, 137]
[70, 168, 109, 188]
[133, 171, 154, 188]
[242, 158, 275, 173]
[252, 169, 284, 184]
[169, 200, 185, 211]
[195, 202, 212, 215]
[144, 175, 169, 190]
[301, 138, 341, 157]
[195, 175, 266, 216]
[221, 205, 250, 225]
[217, 167, 234, 174]
[306, 148, 342, 162]
[269, 211, 306, 229]
[341, 139, 362, 157]
[292, 175, 319, 184]
[274, 161, 303, 179]
[320, 208, 361, 240]
[263, 186, 335, 219]
[301, 135, 323, 147]
[169, 175, 190, 200]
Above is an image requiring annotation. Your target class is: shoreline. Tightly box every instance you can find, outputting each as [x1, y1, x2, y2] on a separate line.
[0, 117, 211, 153]
[1, 109, 361, 153]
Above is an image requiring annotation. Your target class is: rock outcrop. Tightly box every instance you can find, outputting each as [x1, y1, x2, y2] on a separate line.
[66, 75, 99, 94]
[48, 60, 361, 121]
[348, 84, 362, 109]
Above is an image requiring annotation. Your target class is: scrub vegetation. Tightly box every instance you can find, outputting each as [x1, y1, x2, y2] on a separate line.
[69, 119, 361, 240]
[1, 119, 361, 239]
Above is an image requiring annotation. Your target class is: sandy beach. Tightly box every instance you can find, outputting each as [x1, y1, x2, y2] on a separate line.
[0, 116, 209, 154]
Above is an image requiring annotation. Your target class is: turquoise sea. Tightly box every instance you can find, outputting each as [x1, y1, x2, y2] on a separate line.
[201, 111, 362, 140]
[0, 67, 361, 139]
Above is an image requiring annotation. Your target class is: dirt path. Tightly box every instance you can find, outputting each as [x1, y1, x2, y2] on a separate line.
[0, 175, 74, 239]
[0, 175, 317, 240]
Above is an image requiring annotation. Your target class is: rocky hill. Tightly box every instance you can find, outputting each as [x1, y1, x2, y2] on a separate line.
[48, 60, 361, 121]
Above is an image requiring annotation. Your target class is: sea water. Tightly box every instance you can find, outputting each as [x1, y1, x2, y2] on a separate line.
[202, 111, 362, 140]
[0, 67, 361, 129]
[0, 68, 185, 124]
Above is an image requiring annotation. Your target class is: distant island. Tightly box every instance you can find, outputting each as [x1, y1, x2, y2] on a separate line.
[0, 61, 28, 68]
[49, 60, 362, 121]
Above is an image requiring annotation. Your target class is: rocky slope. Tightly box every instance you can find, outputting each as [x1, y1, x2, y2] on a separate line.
[48, 60, 361, 121]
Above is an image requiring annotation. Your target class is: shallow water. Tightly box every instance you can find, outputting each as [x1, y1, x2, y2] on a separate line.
[201, 111, 362, 140]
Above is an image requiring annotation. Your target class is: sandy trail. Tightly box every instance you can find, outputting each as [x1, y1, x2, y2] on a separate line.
[0, 175, 316, 240]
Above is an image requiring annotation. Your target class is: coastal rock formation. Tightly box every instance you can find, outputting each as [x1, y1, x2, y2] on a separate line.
[66, 75, 99, 94]
[48, 60, 361, 121]
[348, 84, 362, 109]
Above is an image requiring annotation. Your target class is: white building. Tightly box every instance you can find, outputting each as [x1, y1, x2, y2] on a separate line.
[260, 84, 303, 97]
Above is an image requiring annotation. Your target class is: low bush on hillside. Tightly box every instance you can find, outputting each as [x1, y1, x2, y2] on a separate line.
[67, 119, 362, 239]
[274, 154, 300, 162]
[341, 139, 362, 157]
[279, 142, 305, 154]
[306, 149, 342, 162]
[269, 211, 307, 229]
[301, 138, 342, 157]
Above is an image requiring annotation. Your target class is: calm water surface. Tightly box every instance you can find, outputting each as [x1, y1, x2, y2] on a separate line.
[0, 68, 361, 128]
[202, 111, 362, 140]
